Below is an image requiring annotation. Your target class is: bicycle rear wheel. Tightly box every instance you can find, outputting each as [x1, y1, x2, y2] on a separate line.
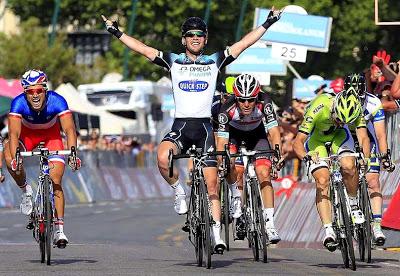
[251, 179, 268, 263]
[337, 183, 356, 271]
[359, 177, 372, 263]
[200, 178, 212, 269]
[44, 176, 53, 266]
[221, 179, 230, 251]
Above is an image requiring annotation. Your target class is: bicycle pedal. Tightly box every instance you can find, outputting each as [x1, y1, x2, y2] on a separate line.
[181, 223, 190, 233]
[56, 240, 67, 249]
[26, 222, 34, 230]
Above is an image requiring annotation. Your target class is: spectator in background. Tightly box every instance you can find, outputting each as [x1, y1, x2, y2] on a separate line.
[0, 136, 4, 182]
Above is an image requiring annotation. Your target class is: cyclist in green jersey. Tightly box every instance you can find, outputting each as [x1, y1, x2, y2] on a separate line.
[293, 91, 370, 251]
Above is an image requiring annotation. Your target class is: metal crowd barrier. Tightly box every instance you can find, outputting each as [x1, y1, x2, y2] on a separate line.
[386, 110, 400, 161]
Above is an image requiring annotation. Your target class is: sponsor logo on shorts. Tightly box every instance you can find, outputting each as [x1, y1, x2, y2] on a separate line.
[264, 103, 273, 114]
[178, 80, 209, 92]
[305, 116, 313, 123]
[218, 113, 228, 124]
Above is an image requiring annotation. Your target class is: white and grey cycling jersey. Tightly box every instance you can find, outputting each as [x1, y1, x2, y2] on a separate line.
[153, 49, 234, 118]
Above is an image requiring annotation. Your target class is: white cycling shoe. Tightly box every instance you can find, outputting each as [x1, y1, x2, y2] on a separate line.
[266, 227, 281, 244]
[174, 194, 188, 215]
[372, 223, 386, 246]
[323, 228, 337, 252]
[20, 185, 33, 216]
[53, 230, 69, 248]
[230, 196, 242, 219]
[213, 236, 226, 254]
[351, 206, 365, 224]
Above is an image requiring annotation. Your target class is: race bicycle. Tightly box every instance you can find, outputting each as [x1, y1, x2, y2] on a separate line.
[230, 144, 279, 263]
[318, 152, 363, 271]
[17, 144, 77, 266]
[168, 145, 229, 269]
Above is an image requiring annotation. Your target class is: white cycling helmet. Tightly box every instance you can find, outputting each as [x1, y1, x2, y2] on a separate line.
[21, 69, 48, 90]
[233, 73, 261, 98]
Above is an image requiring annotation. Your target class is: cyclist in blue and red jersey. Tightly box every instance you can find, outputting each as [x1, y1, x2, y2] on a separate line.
[3, 69, 81, 248]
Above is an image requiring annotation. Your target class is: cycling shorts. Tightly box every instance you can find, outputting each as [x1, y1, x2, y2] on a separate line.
[162, 118, 217, 167]
[19, 123, 65, 164]
[305, 127, 355, 174]
[229, 124, 272, 168]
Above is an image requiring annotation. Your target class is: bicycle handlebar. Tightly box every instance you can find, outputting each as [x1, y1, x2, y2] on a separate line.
[168, 146, 230, 178]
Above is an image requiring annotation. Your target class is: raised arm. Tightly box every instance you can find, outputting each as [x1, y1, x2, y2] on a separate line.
[102, 15, 158, 61]
[229, 7, 281, 58]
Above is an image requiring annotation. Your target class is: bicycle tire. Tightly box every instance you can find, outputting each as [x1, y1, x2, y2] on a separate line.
[244, 180, 259, 261]
[221, 179, 230, 251]
[191, 183, 203, 267]
[337, 183, 356, 271]
[359, 177, 372, 263]
[200, 178, 212, 269]
[44, 175, 53, 266]
[251, 179, 268, 263]
[39, 214, 45, 264]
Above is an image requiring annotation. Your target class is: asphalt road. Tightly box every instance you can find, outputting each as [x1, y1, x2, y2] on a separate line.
[0, 200, 399, 275]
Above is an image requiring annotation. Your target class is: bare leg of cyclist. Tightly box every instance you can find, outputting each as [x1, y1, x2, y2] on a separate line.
[157, 141, 187, 214]
[204, 166, 226, 252]
[313, 167, 336, 251]
[256, 164, 280, 244]
[3, 141, 33, 216]
[49, 160, 68, 248]
[366, 172, 385, 245]
[341, 157, 365, 224]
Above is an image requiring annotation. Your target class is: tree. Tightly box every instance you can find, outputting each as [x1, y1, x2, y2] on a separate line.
[0, 18, 83, 86]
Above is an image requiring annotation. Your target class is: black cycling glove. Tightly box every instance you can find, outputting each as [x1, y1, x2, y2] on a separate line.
[262, 9, 282, 29]
[104, 19, 123, 38]
[381, 152, 395, 172]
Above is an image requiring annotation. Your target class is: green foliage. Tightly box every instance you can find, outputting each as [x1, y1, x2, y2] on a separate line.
[0, 18, 91, 87]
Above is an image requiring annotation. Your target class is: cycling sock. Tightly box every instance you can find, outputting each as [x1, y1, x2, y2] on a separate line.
[229, 181, 241, 198]
[263, 208, 275, 228]
[55, 218, 64, 232]
[323, 223, 334, 234]
[212, 221, 221, 240]
[171, 180, 185, 195]
[348, 196, 358, 207]
[373, 215, 382, 224]
[18, 181, 28, 192]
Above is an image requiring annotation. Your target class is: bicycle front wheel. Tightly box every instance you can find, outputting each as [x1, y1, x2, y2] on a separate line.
[44, 176, 53, 266]
[221, 179, 230, 251]
[337, 183, 356, 271]
[244, 180, 259, 261]
[200, 179, 212, 269]
[251, 179, 268, 263]
[359, 177, 372, 263]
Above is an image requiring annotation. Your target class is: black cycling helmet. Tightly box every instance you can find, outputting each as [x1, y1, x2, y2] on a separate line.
[344, 73, 367, 105]
[181, 17, 208, 36]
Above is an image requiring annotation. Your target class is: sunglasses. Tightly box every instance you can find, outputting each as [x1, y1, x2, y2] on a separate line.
[184, 31, 206, 38]
[237, 97, 256, 103]
[25, 87, 46, 95]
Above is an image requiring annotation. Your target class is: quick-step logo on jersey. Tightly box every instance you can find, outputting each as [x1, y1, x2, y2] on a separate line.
[178, 80, 209, 92]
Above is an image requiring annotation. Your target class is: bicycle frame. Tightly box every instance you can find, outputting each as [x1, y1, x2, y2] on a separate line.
[17, 145, 73, 265]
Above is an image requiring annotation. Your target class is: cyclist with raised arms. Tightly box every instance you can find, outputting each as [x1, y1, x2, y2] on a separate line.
[292, 90, 370, 251]
[346, 73, 395, 246]
[216, 74, 283, 244]
[102, 7, 282, 252]
[3, 70, 81, 248]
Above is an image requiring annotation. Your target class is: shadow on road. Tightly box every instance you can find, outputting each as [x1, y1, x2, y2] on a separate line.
[311, 263, 382, 269]
[29, 259, 98, 265]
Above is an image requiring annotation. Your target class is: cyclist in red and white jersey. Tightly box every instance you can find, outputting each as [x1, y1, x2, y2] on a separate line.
[216, 74, 284, 243]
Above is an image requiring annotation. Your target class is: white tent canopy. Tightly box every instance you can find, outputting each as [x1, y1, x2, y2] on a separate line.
[55, 83, 137, 135]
